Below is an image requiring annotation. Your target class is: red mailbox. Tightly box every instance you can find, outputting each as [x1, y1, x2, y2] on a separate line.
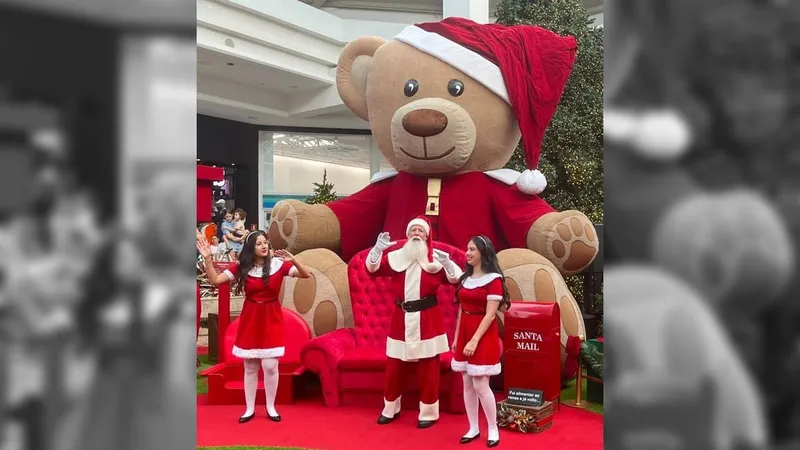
[503, 301, 562, 404]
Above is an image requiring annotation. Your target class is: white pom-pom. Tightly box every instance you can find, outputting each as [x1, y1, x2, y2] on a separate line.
[630, 109, 692, 161]
[517, 169, 547, 195]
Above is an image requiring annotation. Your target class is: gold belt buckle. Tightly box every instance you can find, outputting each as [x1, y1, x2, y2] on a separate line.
[425, 178, 442, 216]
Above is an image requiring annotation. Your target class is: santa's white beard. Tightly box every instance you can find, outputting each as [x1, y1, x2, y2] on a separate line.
[402, 237, 429, 263]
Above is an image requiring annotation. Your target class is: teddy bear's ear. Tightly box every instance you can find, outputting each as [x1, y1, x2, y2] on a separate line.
[336, 36, 386, 121]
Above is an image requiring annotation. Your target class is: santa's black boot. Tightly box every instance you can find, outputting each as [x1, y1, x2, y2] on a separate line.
[417, 420, 436, 429]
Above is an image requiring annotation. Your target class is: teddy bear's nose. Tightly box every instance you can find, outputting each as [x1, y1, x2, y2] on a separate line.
[402, 109, 448, 137]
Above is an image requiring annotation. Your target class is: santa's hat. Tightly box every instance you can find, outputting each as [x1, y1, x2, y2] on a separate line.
[406, 216, 434, 262]
[395, 17, 577, 195]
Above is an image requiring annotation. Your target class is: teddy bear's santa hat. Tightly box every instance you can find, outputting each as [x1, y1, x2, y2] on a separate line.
[394, 17, 577, 195]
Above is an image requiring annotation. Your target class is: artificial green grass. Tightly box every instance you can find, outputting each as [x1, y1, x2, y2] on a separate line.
[197, 354, 212, 395]
[561, 371, 603, 414]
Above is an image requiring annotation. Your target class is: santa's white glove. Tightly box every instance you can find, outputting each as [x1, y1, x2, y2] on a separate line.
[433, 249, 451, 265]
[433, 249, 459, 278]
[369, 232, 396, 264]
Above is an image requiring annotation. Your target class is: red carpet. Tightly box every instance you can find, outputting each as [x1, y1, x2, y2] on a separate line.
[197, 396, 603, 450]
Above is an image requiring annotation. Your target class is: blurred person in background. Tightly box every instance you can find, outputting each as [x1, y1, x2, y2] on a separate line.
[69, 168, 196, 450]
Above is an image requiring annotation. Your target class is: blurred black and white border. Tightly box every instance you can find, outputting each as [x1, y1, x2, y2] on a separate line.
[605, 0, 800, 448]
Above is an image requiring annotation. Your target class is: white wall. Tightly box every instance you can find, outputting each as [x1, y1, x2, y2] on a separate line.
[272, 154, 371, 196]
[322, 7, 441, 24]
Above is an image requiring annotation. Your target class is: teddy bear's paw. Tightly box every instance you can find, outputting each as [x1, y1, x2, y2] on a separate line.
[528, 211, 599, 276]
[279, 248, 352, 338]
[269, 200, 301, 251]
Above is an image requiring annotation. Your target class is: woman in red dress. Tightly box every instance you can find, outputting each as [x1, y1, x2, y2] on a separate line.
[451, 235, 509, 447]
[197, 230, 310, 423]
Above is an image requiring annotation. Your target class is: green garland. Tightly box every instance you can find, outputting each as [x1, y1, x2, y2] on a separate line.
[580, 341, 604, 378]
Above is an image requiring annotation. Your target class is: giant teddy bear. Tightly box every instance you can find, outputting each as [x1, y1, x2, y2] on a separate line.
[268, 18, 598, 373]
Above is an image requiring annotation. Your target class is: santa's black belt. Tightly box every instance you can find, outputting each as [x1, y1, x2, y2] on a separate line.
[396, 295, 437, 313]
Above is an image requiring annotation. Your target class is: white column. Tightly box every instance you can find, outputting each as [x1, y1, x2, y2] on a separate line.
[442, 0, 489, 24]
[258, 130, 274, 230]
[368, 135, 381, 177]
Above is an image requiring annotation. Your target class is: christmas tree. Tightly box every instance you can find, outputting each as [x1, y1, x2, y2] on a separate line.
[496, 0, 603, 225]
[305, 169, 338, 204]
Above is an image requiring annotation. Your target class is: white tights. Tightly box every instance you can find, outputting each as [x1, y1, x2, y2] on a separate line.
[242, 358, 280, 417]
[462, 373, 499, 441]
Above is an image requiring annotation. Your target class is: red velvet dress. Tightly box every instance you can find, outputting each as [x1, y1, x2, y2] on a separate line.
[223, 258, 297, 359]
[451, 273, 503, 376]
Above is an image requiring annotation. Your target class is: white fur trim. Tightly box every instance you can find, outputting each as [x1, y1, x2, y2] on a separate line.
[462, 273, 503, 289]
[451, 359, 502, 376]
[387, 334, 449, 361]
[419, 400, 440, 421]
[404, 263, 423, 307]
[395, 26, 509, 104]
[288, 266, 299, 277]
[487, 295, 503, 302]
[370, 169, 399, 184]
[466, 362, 502, 377]
[517, 169, 547, 195]
[224, 258, 286, 280]
[406, 218, 430, 236]
[232, 345, 285, 359]
[451, 359, 468, 372]
[382, 396, 402, 418]
[484, 168, 520, 186]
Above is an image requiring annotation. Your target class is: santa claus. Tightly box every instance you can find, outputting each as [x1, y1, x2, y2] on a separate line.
[366, 216, 462, 428]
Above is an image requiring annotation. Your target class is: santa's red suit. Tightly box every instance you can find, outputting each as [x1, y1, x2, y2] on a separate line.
[329, 169, 554, 262]
[367, 217, 462, 424]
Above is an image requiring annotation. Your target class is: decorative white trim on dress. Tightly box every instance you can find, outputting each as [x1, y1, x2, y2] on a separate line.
[288, 266, 299, 277]
[466, 362, 502, 377]
[222, 258, 286, 281]
[451, 359, 502, 376]
[451, 359, 468, 372]
[461, 273, 503, 289]
[487, 295, 503, 302]
[232, 345, 285, 359]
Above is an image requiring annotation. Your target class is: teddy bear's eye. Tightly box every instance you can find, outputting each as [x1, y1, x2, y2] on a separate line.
[448, 79, 465, 97]
[404, 79, 419, 97]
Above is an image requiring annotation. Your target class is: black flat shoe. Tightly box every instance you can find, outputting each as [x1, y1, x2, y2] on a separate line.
[238, 413, 255, 423]
[460, 433, 480, 444]
[266, 408, 281, 422]
[417, 420, 436, 429]
[487, 439, 499, 447]
[377, 413, 399, 425]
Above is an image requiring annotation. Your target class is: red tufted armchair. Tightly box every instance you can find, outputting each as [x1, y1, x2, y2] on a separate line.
[300, 240, 479, 414]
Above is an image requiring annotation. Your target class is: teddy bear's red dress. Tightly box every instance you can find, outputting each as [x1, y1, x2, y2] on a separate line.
[451, 273, 504, 376]
[222, 257, 298, 359]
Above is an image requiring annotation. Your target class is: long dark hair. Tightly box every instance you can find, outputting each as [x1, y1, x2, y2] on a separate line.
[455, 235, 510, 311]
[233, 230, 270, 295]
